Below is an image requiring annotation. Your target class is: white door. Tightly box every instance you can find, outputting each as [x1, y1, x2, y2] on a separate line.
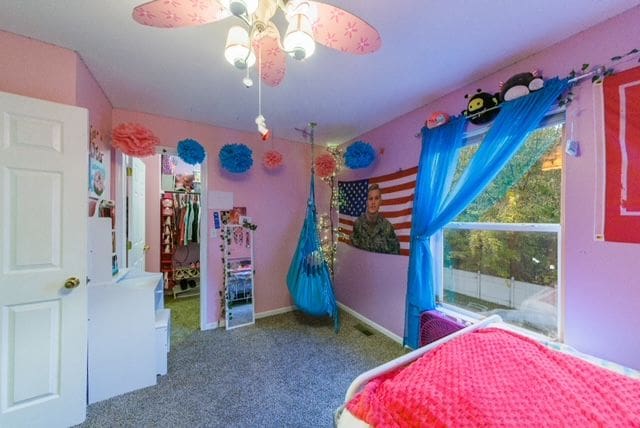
[0, 92, 88, 427]
[127, 157, 146, 271]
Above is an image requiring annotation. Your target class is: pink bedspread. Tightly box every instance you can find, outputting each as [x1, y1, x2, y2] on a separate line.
[347, 328, 640, 427]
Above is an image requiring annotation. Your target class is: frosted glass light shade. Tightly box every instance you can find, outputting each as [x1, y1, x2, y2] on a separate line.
[283, 14, 315, 60]
[224, 26, 256, 69]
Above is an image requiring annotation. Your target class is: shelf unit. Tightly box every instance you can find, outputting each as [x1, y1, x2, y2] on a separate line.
[160, 195, 175, 291]
[88, 272, 170, 403]
[172, 267, 200, 298]
[160, 191, 202, 298]
[88, 200, 117, 283]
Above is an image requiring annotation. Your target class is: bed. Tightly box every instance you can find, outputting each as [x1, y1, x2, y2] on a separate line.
[335, 315, 640, 427]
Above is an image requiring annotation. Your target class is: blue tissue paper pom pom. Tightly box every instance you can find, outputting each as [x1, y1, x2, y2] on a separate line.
[219, 143, 253, 173]
[344, 141, 376, 169]
[177, 138, 206, 165]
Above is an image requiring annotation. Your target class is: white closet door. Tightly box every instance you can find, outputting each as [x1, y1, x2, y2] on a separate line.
[0, 91, 88, 427]
[128, 157, 146, 271]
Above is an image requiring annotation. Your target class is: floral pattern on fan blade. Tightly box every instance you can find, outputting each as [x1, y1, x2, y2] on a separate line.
[254, 35, 286, 87]
[133, 0, 230, 28]
[311, 2, 381, 55]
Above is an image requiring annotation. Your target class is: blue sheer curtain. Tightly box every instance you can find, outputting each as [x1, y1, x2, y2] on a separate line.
[404, 77, 570, 348]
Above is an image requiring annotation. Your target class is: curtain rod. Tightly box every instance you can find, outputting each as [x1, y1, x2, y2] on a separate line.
[414, 68, 603, 138]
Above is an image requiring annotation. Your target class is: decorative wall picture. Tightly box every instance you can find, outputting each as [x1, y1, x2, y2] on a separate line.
[89, 158, 106, 197]
[88, 127, 110, 199]
[603, 65, 640, 243]
[338, 167, 417, 256]
[222, 207, 247, 225]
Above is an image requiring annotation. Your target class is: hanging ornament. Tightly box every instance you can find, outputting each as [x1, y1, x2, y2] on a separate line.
[344, 140, 376, 169]
[262, 150, 284, 170]
[177, 138, 206, 165]
[219, 143, 253, 173]
[315, 153, 337, 178]
[255, 115, 271, 141]
[111, 123, 160, 157]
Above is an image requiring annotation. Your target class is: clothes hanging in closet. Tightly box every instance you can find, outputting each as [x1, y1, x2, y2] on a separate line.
[171, 193, 200, 246]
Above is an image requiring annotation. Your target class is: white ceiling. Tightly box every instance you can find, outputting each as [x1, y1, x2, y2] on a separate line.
[1, 1, 639, 143]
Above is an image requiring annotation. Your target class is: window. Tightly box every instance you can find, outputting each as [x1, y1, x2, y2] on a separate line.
[437, 123, 564, 339]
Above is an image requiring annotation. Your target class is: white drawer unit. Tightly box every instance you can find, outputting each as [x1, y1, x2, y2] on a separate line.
[155, 308, 171, 376]
[88, 272, 171, 403]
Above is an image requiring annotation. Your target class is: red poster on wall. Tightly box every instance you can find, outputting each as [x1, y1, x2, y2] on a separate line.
[603, 65, 640, 243]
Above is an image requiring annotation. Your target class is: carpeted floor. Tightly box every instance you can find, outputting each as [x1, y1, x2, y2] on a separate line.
[79, 310, 405, 427]
[164, 295, 200, 346]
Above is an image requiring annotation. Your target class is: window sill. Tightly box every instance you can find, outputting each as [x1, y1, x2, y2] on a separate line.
[436, 302, 558, 344]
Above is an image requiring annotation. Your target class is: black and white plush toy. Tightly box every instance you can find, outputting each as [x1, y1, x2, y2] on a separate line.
[462, 89, 501, 125]
[499, 71, 544, 102]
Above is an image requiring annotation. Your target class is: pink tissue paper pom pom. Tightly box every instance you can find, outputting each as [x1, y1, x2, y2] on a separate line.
[263, 150, 284, 170]
[315, 153, 337, 178]
[112, 123, 160, 157]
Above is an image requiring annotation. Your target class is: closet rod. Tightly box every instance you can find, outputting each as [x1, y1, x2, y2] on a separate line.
[163, 191, 200, 195]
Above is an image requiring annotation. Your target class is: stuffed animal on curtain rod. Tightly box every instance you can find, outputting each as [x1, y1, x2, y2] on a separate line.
[462, 89, 501, 125]
[499, 71, 545, 102]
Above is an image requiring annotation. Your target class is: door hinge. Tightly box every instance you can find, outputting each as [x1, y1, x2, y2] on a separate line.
[127, 240, 132, 250]
[126, 167, 133, 177]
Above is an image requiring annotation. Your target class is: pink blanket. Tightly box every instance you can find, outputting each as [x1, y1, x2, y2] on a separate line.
[347, 328, 640, 427]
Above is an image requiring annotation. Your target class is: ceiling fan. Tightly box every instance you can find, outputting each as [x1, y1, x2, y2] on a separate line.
[132, 0, 382, 87]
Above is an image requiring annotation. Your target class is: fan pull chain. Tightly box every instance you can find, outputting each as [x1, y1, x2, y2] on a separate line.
[258, 43, 262, 118]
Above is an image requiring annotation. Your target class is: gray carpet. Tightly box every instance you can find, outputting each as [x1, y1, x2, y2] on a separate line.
[79, 310, 405, 427]
[164, 295, 200, 347]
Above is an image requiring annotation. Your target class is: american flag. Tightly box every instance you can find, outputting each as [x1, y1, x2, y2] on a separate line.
[338, 166, 417, 256]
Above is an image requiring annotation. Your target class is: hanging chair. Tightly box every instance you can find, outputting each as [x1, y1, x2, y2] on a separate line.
[286, 169, 340, 332]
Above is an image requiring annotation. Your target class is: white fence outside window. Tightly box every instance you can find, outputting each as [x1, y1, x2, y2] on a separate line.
[438, 222, 562, 338]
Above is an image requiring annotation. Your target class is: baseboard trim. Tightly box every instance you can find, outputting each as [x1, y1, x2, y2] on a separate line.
[203, 321, 218, 330]
[337, 302, 403, 344]
[255, 305, 295, 319]
[202, 306, 295, 330]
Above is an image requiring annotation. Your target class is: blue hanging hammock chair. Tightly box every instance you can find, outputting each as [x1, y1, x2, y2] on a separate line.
[286, 152, 339, 332]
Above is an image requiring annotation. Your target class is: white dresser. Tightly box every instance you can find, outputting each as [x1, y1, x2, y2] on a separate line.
[88, 271, 170, 404]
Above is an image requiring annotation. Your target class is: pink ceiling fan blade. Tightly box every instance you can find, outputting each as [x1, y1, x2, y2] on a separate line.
[133, 0, 231, 29]
[309, 1, 381, 55]
[254, 35, 287, 87]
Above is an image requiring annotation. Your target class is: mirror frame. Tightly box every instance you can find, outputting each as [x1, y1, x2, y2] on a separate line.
[224, 224, 255, 329]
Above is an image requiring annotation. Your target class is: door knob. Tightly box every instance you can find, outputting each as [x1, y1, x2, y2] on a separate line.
[64, 277, 81, 289]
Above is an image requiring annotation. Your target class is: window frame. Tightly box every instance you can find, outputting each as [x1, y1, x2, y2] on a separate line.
[434, 111, 566, 340]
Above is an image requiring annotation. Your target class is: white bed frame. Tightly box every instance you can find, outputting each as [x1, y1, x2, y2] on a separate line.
[334, 314, 503, 425]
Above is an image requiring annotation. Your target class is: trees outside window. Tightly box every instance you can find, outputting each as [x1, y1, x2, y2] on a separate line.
[441, 124, 563, 337]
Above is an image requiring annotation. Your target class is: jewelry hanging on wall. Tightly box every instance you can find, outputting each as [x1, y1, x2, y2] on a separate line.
[233, 227, 244, 245]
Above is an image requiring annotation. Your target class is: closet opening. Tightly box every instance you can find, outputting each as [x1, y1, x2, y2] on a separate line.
[157, 150, 208, 340]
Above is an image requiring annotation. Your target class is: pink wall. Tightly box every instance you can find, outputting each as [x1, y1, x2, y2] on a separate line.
[0, 30, 77, 105]
[75, 56, 114, 199]
[336, 6, 640, 369]
[113, 109, 317, 324]
[0, 30, 114, 199]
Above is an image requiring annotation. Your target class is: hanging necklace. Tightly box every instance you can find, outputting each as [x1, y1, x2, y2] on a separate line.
[233, 227, 244, 245]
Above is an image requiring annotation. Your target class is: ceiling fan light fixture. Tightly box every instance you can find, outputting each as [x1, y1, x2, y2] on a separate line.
[283, 13, 315, 60]
[224, 26, 256, 69]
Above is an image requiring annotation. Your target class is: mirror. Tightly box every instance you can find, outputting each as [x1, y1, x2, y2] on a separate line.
[223, 224, 255, 329]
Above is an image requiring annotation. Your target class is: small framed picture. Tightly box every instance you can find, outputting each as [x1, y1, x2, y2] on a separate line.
[89, 158, 106, 198]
